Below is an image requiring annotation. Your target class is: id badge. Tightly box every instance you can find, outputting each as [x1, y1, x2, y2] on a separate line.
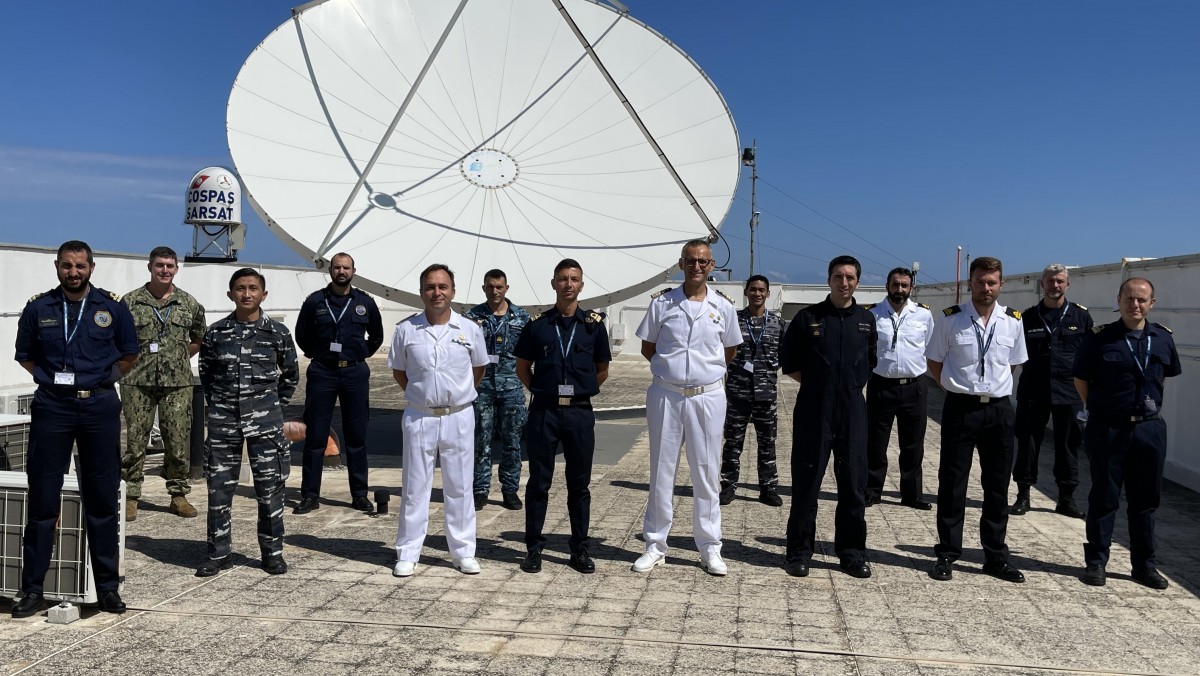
[149, 342, 160, 354]
[558, 384, 575, 397]
[55, 372, 76, 386]
[329, 342, 343, 352]
[742, 362, 755, 373]
[489, 355, 500, 364]
[973, 381, 992, 394]
[1144, 396, 1158, 414]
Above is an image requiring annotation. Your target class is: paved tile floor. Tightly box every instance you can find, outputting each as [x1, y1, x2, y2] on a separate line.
[3, 355, 1199, 675]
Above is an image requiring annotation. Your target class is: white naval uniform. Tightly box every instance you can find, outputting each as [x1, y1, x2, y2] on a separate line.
[636, 287, 742, 557]
[870, 300, 935, 380]
[926, 302, 1027, 397]
[388, 311, 489, 563]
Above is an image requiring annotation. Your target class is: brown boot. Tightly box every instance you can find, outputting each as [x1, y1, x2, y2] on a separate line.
[169, 495, 199, 518]
[125, 499, 137, 522]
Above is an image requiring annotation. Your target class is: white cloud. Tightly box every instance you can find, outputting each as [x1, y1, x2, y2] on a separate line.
[0, 144, 221, 204]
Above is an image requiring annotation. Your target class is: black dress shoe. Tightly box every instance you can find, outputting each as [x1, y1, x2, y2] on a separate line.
[1009, 496, 1030, 516]
[982, 561, 1025, 583]
[929, 557, 953, 581]
[195, 556, 234, 577]
[1081, 564, 1106, 587]
[784, 560, 810, 577]
[263, 556, 288, 575]
[900, 497, 933, 511]
[840, 560, 872, 579]
[1055, 497, 1085, 519]
[865, 494, 882, 507]
[473, 493, 488, 511]
[351, 496, 373, 511]
[759, 488, 783, 507]
[97, 590, 126, 614]
[502, 492, 522, 510]
[520, 551, 542, 573]
[293, 497, 320, 514]
[12, 593, 47, 618]
[569, 551, 596, 574]
[718, 486, 736, 506]
[1132, 568, 1169, 590]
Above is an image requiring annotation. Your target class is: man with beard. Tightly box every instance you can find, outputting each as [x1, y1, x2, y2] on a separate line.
[293, 252, 384, 514]
[1010, 264, 1093, 519]
[926, 256, 1028, 583]
[13, 240, 138, 617]
[865, 267, 935, 510]
[121, 246, 207, 521]
[780, 255, 877, 579]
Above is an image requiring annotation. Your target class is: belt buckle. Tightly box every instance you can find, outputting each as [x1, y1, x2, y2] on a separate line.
[898, 378, 910, 385]
[558, 397, 571, 406]
[77, 390, 92, 399]
[1131, 415, 1143, 422]
[979, 396, 990, 403]
[337, 360, 349, 367]
[683, 385, 702, 397]
[430, 406, 450, 416]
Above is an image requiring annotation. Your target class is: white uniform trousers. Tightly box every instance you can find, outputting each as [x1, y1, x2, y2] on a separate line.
[643, 384, 726, 556]
[395, 408, 477, 562]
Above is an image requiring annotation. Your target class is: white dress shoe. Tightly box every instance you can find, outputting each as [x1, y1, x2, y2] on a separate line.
[393, 560, 416, 577]
[632, 551, 665, 573]
[701, 552, 727, 576]
[453, 557, 481, 574]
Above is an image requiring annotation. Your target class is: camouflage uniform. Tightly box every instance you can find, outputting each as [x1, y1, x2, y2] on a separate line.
[721, 308, 785, 490]
[465, 302, 530, 496]
[199, 314, 298, 561]
[121, 285, 207, 498]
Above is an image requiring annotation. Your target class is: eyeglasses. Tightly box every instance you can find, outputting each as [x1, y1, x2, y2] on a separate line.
[682, 258, 713, 267]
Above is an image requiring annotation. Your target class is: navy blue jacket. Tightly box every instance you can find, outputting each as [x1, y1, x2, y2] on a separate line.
[15, 285, 138, 388]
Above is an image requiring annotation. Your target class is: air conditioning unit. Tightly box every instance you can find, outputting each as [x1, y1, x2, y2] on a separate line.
[0, 387, 36, 416]
[0, 415, 31, 472]
[0, 471, 126, 605]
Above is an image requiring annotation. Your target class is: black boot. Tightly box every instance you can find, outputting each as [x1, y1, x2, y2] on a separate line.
[1009, 484, 1031, 516]
[1055, 489, 1085, 519]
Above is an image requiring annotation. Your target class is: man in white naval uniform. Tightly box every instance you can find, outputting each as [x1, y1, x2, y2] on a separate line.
[389, 264, 489, 577]
[634, 240, 742, 575]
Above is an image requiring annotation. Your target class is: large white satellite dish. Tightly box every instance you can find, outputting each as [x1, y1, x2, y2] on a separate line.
[227, 0, 740, 309]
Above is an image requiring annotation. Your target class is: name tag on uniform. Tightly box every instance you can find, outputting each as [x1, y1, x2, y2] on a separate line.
[558, 384, 575, 397]
[489, 355, 500, 364]
[149, 342, 160, 353]
[973, 381, 992, 394]
[742, 362, 755, 373]
[55, 372, 76, 386]
[329, 342, 343, 352]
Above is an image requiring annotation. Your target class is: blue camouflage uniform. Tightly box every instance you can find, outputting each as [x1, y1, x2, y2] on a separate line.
[1074, 320, 1181, 573]
[465, 301, 531, 498]
[721, 307, 785, 491]
[14, 285, 138, 597]
[294, 286, 384, 501]
[199, 314, 299, 562]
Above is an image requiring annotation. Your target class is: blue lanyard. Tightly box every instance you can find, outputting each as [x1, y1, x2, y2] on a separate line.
[63, 298, 87, 345]
[971, 318, 995, 380]
[324, 295, 351, 336]
[1039, 302, 1069, 335]
[1125, 334, 1152, 376]
[888, 311, 906, 350]
[151, 304, 174, 340]
[747, 315, 765, 355]
[555, 322, 577, 362]
[487, 314, 504, 354]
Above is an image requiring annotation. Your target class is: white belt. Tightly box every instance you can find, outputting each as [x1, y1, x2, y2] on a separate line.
[408, 403, 472, 417]
[653, 377, 724, 398]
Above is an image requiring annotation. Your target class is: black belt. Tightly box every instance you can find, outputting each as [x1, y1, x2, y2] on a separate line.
[40, 385, 116, 399]
[872, 374, 921, 385]
[1104, 413, 1160, 424]
[535, 397, 592, 409]
[946, 392, 1008, 404]
[315, 358, 362, 368]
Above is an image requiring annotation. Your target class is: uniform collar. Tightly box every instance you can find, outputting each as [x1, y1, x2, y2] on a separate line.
[54, 284, 106, 304]
[822, 295, 858, 317]
[669, 286, 723, 309]
[222, 313, 275, 331]
[324, 284, 355, 300]
[544, 305, 584, 322]
[415, 310, 465, 330]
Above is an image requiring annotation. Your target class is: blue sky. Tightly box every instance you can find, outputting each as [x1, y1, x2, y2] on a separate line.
[1, 1, 1197, 286]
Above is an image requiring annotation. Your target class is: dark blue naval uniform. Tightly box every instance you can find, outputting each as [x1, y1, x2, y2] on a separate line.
[13, 285, 138, 596]
[1013, 301, 1093, 492]
[514, 306, 611, 555]
[294, 286, 384, 500]
[780, 297, 877, 566]
[1074, 321, 1181, 572]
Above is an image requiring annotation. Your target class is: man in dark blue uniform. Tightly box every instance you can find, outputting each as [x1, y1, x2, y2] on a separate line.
[514, 258, 611, 574]
[1010, 264, 1093, 519]
[780, 255, 877, 579]
[12, 240, 138, 618]
[1074, 277, 1181, 589]
[293, 252, 384, 514]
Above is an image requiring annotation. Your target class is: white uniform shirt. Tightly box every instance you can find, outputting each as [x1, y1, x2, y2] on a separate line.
[871, 300, 934, 379]
[387, 310, 489, 408]
[636, 286, 742, 386]
[925, 302, 1028, 396]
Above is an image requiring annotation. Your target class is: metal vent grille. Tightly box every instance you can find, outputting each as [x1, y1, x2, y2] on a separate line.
[0, 422, 30, 472]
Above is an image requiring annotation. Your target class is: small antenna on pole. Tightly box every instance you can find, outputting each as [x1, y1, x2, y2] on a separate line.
[742, 140, 758, 277]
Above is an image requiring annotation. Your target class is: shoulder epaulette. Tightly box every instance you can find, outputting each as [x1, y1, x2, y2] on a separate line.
[109, 291, 121, 301]
[398, 312, 420, 324]
[714, 289, 735, 304]
[584, 310, 606, 324]
[1074, 303, 1088, 311]
[1154, 322, 1173, 334]
[943, 305, 962, 317]
[1005, 307, 1022, 319]
[861, 303, 875, 311]
[530, 313, 541, 321]
[1092, 323, 1106, 334]
[650, 287, 673, 299]
[917, 302, 930, 309]
[28, 292, 43, 303]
